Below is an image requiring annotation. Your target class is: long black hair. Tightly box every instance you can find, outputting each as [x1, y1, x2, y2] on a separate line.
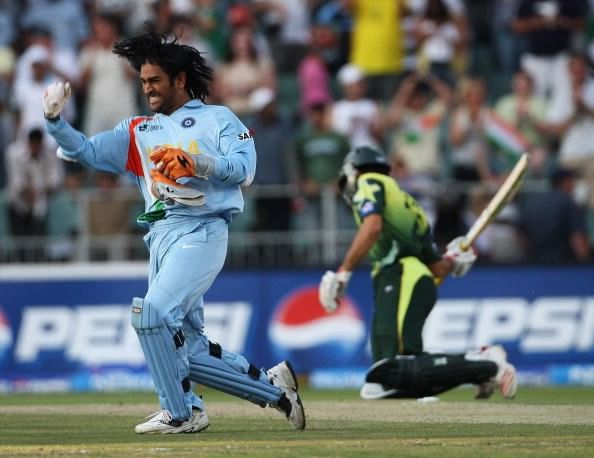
[112, 22, 212, 101]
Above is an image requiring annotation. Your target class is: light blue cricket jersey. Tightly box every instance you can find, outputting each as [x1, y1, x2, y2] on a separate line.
[45, 99, 256, 225]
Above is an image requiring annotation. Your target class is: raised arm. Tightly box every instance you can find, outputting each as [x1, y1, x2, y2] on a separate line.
[43, 81, 130, 174]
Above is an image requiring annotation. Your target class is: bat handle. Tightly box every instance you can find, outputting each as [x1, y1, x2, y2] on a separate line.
[459, 237, 471, 252]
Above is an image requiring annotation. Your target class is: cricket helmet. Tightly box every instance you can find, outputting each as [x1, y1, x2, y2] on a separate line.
[338, 146, 390, 204]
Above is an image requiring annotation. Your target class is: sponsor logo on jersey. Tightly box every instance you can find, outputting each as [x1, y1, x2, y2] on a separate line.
[137, 123, 163, 132]
[0, 309, 13, 369]
[268, 286, 366, 372]
[237, 130, 254, 140]
[181, 117, 196, 128]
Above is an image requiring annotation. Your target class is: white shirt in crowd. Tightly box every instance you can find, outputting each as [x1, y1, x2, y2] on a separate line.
[5, 138, 64, 219]
[330, 98, 381, 149]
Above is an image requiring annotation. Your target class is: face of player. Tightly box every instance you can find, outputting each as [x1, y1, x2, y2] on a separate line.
[140, 63, 188, 115]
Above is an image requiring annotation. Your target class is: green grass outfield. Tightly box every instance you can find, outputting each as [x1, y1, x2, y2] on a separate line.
[1, 387, 594, 457]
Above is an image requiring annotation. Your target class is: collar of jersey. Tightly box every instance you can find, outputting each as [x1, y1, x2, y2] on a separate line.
[181, 99, 204, 109]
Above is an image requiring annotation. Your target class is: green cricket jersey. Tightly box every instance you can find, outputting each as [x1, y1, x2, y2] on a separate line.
[351, 172, 441, 275]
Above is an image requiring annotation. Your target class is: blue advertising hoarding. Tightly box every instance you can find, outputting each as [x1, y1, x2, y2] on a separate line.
[0, 263, 593, 392]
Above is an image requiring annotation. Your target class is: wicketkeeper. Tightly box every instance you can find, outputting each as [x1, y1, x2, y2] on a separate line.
[43, 23, 305, 434]
[319, 146, 518, 400]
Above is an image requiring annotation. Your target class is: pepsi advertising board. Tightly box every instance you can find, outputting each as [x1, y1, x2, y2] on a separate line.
[0, 264, 593, 392]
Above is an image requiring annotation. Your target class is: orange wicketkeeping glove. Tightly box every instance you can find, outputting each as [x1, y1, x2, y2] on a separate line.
[150, 146, 197, 180]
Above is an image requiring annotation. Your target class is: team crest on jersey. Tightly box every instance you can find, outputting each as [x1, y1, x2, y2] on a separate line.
[181, 117, 196, 128]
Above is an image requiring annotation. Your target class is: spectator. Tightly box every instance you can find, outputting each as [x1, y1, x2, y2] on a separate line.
[212, 26, 276, 118]
[45, 166, 84, 262]
[171, 14, 217, 67]
[5, 128, 63, 237]
[545, 53, 594, 207]
[412, 0, 465, 86]
[0, 0, 16, 109]
[311, 0, 352, 72]
[512, 0, 588, 102]
[252, 0, 311, 73]
[225, 2, 272, 60]
[20, 0, 89, 65]
[330, 63, 383, 149]
[296, 23, 334, 117]
[195, 0, 228, 62]
[494, 70, 549, 151]
[78, 14, 139, 136]
[492, 0, 526, 79]
[0, 0, 17, 49]
[13, 27, 78, 90]
[88, 171, 136, 260]
[246, 87, 295, 232]
[517, 168, 591, 263]
[344, 0, 404, 101]
[463, 184, 525, 263]
[293, 101, 351, 232]
[447, 77, 494, 182]
[385, 71, 452, 180]
[13, 45, 73, 140]
[148, 0, 175, 34]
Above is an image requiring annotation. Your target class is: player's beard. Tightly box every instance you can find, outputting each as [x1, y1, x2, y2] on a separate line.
[147, 92, 175, 115]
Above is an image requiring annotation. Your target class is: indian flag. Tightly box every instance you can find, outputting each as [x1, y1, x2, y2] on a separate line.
[483, 111, 529, 162]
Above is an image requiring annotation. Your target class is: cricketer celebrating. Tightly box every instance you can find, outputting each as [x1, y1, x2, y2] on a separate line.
[319, 146, 518, 400]
[43, 24, 305, 434]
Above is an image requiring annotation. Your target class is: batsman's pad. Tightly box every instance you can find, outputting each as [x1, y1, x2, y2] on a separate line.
[130, 297, 192, 420]
[189, 354, 282, 406]
[150, 146, 196, 180]
[365, 354, 497, 398]
[150, 169, 205, 206]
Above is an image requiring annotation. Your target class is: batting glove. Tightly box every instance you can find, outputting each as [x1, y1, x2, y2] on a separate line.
[43, 81, 71, 119]
[319, 270, 352, 313]
[445, 236, 477, 278]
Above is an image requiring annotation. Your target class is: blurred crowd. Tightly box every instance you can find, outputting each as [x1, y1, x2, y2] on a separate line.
[0, 0, 594, 266]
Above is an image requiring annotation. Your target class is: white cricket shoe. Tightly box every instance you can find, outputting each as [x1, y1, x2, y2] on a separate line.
[267, 361, 306, 430]
[471, 345, 518, 399]
[134, 408, 209, 434]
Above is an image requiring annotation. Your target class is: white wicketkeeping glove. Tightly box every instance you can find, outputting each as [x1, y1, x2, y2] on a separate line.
[445, 236, 477, 278]
[43, 81, 71, 119]
[319, 270, 352, 313]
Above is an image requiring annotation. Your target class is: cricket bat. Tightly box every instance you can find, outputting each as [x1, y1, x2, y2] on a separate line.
[461, 153, 529, 251]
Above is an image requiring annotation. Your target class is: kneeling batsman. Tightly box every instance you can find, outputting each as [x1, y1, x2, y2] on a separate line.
[319, 237, 476, 313]
[148, 146, 216, 206]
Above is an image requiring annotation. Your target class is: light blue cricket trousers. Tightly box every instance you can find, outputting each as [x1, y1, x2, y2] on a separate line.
[141, 216, 228, 417]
